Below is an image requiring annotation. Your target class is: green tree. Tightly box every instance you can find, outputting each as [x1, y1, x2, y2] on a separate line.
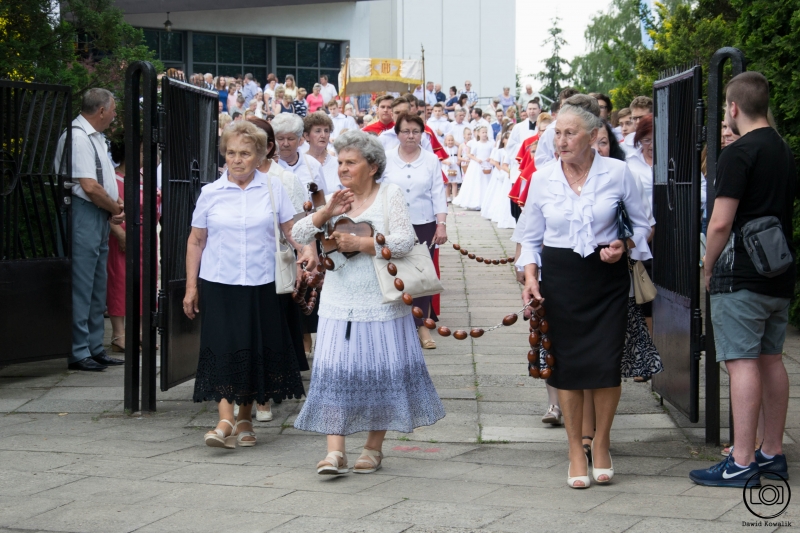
[0, 0, 162, 142]
[537, 17, 571, 104]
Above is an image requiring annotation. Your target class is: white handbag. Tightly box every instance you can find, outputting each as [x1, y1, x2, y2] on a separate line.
[266, 173, 297, 294]
[373, 185, 444, 304]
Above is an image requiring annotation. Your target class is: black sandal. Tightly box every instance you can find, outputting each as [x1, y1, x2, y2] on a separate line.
[582, 436, 593, 464]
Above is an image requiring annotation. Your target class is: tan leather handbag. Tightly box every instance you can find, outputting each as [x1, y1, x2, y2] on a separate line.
[631, 260, 656, 305]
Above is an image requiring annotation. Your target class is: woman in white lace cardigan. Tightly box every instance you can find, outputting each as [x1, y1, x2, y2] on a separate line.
[292, 131, 445, 476]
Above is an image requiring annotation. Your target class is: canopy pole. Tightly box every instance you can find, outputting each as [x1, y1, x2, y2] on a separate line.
[421, 44, 425, 95]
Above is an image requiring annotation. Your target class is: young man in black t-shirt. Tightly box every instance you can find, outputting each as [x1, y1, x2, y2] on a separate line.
[691, 72, 796, 487]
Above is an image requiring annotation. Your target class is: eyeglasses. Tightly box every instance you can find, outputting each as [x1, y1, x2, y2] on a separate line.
[399, 130, 422, 136]
[631, 115, 647, 122]
[639, 138, 653, 146]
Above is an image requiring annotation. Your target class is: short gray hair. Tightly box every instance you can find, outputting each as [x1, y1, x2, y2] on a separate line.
[313, 83, 322, 90]
[334, 131, 386, 178]
[81, 88, 114, 114]
[559, 94, 603, 132]
[270, 113, 304, 137]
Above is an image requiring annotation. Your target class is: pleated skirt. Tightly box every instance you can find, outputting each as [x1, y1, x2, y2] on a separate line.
[293, 314, 446, 435]
[540, 246, 628, 390]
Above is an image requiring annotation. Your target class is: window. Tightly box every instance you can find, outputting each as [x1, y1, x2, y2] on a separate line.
[276, 40, 341, 92]
[190, 33, 269, 84]
[142, 29, 184, 64]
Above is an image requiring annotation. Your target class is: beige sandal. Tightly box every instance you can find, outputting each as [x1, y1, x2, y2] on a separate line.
[317, 451, 349, 475]
[353, 448, 383, 474]
[204, 419, 236, 449]
[233, 419, 256, 447]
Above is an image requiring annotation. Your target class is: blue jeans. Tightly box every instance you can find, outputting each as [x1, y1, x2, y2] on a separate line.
[70, 197, 110, 363]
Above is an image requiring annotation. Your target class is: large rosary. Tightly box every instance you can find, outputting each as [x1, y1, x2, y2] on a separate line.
[375, 234, 555, 380]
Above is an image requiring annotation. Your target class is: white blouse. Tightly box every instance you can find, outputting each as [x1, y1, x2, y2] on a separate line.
[330, 113, 358, 141]
[292, 183, 416, 322]
[382, 147, 448, 225]
[626, 148, 654, 213]
[314, 151, 344, 193]
[191, 171, 296, 286]
[277, 152, 327, 199]
[516, 152, 652, 268]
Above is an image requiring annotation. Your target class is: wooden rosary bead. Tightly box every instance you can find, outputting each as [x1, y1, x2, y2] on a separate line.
[437, 326, 451, 337]
[483, 258, 491, 265]
[540, 367, 552, 379]
[470, 328, 484, 338]
[452, 243, 461, 250]
[492, 259, 499, 265]
[475, 256, 483, 262]
[502, 314, 518, 326]
[401, 293, 413, 305]
[316, 260, 326, 273]
[468, 253, 476, 259]
[535, 307, 546, 318]
[541, 336, 552, 350]
[529, 365, 540, 378]
[423, 318, 436, 329]
[453, 330, 468, 340]
[545, 354, 555, 367]
[381, 247, 392, 260]
[375, 233, 386, 245]
[387, 263, 398, 276]
[529, 317, 539, 329]
[539, 319, 549, 333]
[412, 306, 424, 319]
[529, 331, 540, 347]
[303, 201, 313, 212]
[460, 249, 468, 255]
[308, 182, 319, 193]
[291, 290, 299, 301]
[500, 259, 507, 264]
[527, 350, 536, 363]
[507, 257, 515, 263]
[323, 257, 335, 270]
[394, 278, 405, 291]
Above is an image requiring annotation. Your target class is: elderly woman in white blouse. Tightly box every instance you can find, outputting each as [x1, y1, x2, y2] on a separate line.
[382, 113, 448, 349]
[185, 120, 316, 448]
[303, 112, 343, 193]
[518, 100, 651, 489]
[272, 113, 327, 199]
[292, 131, 445, 476]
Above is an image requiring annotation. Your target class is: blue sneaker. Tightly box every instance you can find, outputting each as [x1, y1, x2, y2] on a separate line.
[689, 455, 760, 487]
[755, 448, 789, 480]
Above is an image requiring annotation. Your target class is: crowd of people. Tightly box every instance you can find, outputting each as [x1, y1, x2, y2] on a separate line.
[57, 67, 795, 492]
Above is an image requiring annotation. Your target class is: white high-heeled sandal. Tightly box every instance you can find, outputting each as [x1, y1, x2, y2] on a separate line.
[591, 441, 614, 484]
[568, 453, 591, 489]
[204, 419, 236, 449]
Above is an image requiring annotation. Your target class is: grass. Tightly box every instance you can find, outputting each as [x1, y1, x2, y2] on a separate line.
[398, 436, 411, 442]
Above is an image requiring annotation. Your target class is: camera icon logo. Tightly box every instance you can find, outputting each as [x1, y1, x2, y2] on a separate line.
[743, 471, 791, 519]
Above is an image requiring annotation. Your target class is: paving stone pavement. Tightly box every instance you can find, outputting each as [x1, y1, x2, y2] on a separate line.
[1, 206, 799, 532]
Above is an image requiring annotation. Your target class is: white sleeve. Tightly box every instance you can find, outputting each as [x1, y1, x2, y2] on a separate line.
[515, 192, 544, 268]
[379, 186, 416, 258]
[534, 127, 556, 167]
[621, 166, 654, 261]
[275, 180, 297, 223]
[429, 158, 448, 216]
[422, 134, 433, 153]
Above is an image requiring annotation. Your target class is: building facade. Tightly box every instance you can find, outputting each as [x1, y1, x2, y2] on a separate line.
[120, 0, 515, 100]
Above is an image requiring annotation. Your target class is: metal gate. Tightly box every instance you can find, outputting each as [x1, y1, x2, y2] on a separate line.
[0, 81, 72, 365]
[651, 65, 704, 422]
[157, 77, 218, 392]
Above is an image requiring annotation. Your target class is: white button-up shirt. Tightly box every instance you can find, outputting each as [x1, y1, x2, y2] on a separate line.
[320, 82, 338, 104]
[54, 115, 119, 204]
[381, 147, 447, 225]
[315, 151, 343, 193]
[516, 153, 652, 268]
[278, 152, 327, 199]
[426, 117, 451, 143]
[449, 121, 470, 145]
[330, 113, 358, 141]
[626, 148, 655, 226]
[534, 119, 557, 167]
[191, 171, 296, 286]
[507, 119, 538, 161]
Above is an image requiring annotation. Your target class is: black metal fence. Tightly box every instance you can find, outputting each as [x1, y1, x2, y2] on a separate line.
[0, 81, 72, 365]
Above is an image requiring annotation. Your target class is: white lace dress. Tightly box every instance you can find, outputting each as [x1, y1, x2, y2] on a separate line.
[453, 140, 493, 210]
[488, 150, 517, 229]
[291, 183, 445, 435]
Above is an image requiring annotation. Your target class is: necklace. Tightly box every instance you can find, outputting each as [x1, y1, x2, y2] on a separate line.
[564, 162, 591, 192]
[348, 187, 378, 215]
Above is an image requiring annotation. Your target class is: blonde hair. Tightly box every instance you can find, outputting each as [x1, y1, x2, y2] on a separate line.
[219, 120, 268, 160]
[218, 113, 232, 130]
[274, 86, 286, 99]
[537, 112, 553, 128]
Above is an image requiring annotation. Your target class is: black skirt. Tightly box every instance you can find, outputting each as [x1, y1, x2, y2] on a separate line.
[411, 222, 439, 327]
[510, 200, 522, 221]
[540, 246, 629, 390]
[193, 280, 306, 405]
[280, 293, 310, 371]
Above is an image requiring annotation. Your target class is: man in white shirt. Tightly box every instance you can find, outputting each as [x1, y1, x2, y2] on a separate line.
[469, 107, 494, 141]
[54, 88, 125, 372]
[379, 99, 434, 152]
[461, 80, 478, 108]
[326, 99, 358, 141]
[426, 103, 450, 144]
[507, 99, 542, 158]
[424, 82, 438, 108]
[621, 96, 653, 156]
[517, 84, 537, 110]
[449, 109, 469, 145]
[319, 74, 338, 104]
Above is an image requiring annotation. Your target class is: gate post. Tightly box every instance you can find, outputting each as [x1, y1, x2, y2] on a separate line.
[124, 61, 159, 413]
[705, 47, 746, 445]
